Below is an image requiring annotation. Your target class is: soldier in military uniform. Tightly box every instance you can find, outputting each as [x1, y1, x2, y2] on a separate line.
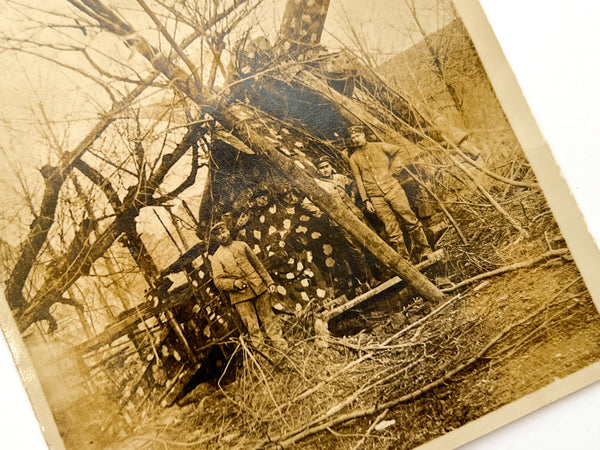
[347, 125, 432, 262]
[210, 221, 288, 351]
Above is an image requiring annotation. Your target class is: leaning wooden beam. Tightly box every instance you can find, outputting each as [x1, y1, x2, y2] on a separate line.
[221, 105, 446, 304]
[74, 287, 197, 354]
[70, 0, 447, 305]
[314, 249, 444, 344]
[323, 249, 444, 321]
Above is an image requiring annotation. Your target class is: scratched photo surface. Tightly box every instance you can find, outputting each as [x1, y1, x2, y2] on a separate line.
[1, 1, 599, 449]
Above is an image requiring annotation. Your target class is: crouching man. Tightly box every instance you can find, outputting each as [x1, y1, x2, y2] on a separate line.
[209, 221, 289, 352]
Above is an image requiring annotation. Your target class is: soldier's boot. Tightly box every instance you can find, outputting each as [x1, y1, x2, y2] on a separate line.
[263, 315, 289, 353]
[249, 332, 265, 350]
[409, 224, 433, 263]
[272, 336, 289, 353]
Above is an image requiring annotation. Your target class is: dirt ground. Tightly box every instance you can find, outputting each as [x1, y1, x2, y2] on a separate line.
[384, 262, 600, 449]
[83, 244, 600, 450]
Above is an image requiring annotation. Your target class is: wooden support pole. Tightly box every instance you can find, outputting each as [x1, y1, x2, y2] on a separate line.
[71, 0, 447, 306]
[166, 310, 196, 362]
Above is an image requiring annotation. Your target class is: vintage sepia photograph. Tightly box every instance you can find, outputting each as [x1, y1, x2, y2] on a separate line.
[1, 0, 600, 448]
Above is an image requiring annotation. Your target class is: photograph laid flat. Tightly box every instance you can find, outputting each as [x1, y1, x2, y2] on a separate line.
[0, 0, 599, 449]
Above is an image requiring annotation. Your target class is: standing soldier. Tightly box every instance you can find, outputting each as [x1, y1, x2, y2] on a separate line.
[347, 125, 432, 262]
[209, 222, 288, 351]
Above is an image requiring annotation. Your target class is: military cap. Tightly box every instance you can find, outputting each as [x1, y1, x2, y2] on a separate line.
[347, 124, 365, 135]
[278, 187, 301, 200]
[315, 155, 333, 167]
[210, 221, 227, 233]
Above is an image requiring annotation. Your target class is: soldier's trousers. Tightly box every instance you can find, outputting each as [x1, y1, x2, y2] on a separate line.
[234, 291, 288, 351]
[369, 184, 430, 258]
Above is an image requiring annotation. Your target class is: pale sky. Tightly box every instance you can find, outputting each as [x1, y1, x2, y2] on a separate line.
[0, 0, 452, 244]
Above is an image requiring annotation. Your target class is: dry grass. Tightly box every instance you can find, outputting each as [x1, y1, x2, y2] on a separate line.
[93, 112, 600, 449]
[113, 248, 600, 449]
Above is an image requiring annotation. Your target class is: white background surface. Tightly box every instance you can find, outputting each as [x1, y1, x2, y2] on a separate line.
[463, 1, 600, 449]
[1, 0, 600, 448]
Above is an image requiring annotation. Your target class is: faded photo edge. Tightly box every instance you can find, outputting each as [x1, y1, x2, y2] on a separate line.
[1, 1, 600, 449]
[418, 0, 600, 447]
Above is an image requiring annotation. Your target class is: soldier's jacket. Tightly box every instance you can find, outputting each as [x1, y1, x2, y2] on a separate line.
[210, 240, 274, 305]
[349, 141, 409, 201]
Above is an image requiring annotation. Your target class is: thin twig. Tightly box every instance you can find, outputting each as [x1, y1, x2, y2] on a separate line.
[350, 408, 389, 450]
[239, 338, 290, 427]
[455, 147, 538, 189]
[269, 279, 583, 448]
[443, 248, 569, 293]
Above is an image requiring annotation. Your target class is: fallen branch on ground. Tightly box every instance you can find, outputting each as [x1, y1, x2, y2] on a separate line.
[442, 248, 569, 293]
[263, 278, 582, 448]
[280, 294, 462, 410]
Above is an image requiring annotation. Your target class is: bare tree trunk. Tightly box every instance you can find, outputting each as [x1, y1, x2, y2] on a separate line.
[6, 166, 62, 309]
[5, 76, 157, 311]
[71, 289, 93, 339]
[15, 125, 202, 332]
